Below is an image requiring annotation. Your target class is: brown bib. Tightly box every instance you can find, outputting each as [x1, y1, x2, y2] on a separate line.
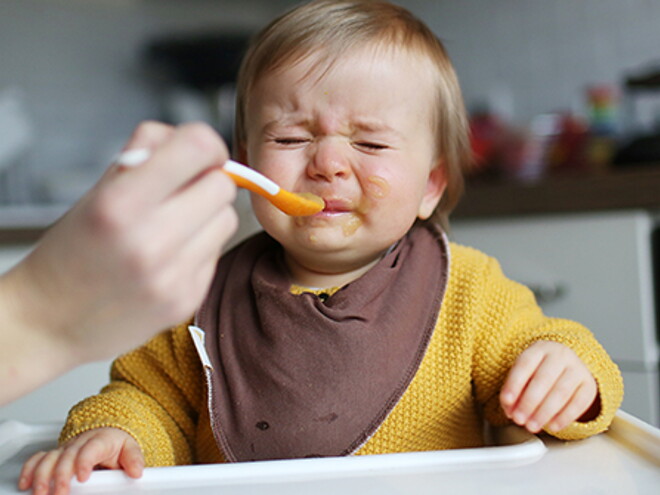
[195, 223, 448, 461]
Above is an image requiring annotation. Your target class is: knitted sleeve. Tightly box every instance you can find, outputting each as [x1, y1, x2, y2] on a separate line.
[59, 322, 204, 466]
[467, 251, 623, 440]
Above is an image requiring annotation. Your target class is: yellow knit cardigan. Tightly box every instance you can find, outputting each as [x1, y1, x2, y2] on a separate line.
[60, 243, 623, 466]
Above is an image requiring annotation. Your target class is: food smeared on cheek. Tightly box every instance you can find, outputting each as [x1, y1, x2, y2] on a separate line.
[356, 174, 390, 216]
[334, 175, 390, 236]
[365, 175, 390, 199]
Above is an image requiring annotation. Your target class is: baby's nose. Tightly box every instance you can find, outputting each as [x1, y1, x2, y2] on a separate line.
[307, 139, 352, 181]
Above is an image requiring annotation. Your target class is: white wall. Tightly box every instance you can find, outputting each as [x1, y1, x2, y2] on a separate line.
[401, 0, 660, 126]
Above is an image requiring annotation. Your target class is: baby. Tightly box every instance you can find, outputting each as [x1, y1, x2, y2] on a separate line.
[20, 1, 622, 493]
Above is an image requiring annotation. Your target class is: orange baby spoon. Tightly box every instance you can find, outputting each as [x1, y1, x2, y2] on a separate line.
[115, 149, 324, 217]
[222, 160, 324, 216]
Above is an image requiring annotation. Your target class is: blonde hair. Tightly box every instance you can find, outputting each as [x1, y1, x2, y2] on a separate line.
[234, 0, 471, 229]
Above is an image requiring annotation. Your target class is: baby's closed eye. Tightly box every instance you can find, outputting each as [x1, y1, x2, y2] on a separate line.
[354, 141, 389, 152]
[274, 137, 310, 146]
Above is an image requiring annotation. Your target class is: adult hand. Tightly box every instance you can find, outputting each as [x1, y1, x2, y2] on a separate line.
[0, 121, 237, 404]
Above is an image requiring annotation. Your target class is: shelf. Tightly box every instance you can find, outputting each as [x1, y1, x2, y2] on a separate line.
[453, 164, 660, 219]
[0, 205, 67, 244]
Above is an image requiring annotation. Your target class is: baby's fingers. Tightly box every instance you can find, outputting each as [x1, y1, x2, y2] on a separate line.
[118, 438, 144, 479]
[18, 451, 47, 491]
[27, 448, 65, 495]
[525, 368, 583, 433]
[511, 356, 565, 431]
[52, 443, 88, 495]
[74, 435, 120, 482]
[547, 380, 598, 432]
[500, 344, 546, 415]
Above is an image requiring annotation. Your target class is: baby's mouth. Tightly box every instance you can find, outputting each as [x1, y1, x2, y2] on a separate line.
[298, 196, 364, 236]
[320, 198, 354, 214]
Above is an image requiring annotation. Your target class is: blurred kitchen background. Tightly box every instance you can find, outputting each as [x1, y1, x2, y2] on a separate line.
[1, 0, 659, 212]
[1, 0, 659, 426]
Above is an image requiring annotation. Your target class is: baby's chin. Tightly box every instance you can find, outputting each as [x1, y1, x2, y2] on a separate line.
[282, 229, 357, 255]
[283, 244, 386, 288]
[285, 229, 390, 262]
[290, 217, 374, 249]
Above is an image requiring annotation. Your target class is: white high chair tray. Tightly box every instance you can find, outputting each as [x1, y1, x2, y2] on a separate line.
[0, 411, 657, 495]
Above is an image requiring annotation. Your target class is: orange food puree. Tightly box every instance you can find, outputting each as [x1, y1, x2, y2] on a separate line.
[365, 175, 390, 199]
[341, 214, 362, 237]
[298, 192, 325, 209]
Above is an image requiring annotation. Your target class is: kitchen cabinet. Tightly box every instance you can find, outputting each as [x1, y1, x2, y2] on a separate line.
[450, 210, 659, 426]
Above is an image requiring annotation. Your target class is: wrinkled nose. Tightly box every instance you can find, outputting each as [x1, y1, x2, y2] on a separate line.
[307, 139, 352, 182]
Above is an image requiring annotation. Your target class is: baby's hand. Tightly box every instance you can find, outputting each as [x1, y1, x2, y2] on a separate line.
[18, 427, 143, 495]
[499, 341, 599, 434]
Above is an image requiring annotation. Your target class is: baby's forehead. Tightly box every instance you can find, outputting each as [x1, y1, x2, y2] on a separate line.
[256, 41, 437, 88]
[245, 47, 439, 138]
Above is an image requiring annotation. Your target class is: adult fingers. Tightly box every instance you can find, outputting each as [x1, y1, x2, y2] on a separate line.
[97, 121, 175, 186]
[135, 204, 238, 328]
[105, 168, 237, 323]
[177, 201, 239, 299]
[122, 121, 175, 153]
[139, 166, 237, 257]
[191, 204, 240, 275]
[110, 122, 230, 208]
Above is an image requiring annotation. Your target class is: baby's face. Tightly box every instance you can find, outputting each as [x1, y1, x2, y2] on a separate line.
[243, 45, 445, 284]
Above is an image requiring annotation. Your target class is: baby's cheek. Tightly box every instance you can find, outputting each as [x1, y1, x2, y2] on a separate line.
[368, 191, 420, 232]
[251, 195, 281, 230]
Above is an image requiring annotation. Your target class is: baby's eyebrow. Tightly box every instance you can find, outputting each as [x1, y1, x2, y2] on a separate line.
[353, 118, 389, 131]
[260, 115, 402, 139]
[262, 117, 311, 133]
[352, 118, 402, 138]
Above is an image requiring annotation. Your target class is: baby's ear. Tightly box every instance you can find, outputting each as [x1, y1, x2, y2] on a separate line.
[417, 164, 446, 220]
